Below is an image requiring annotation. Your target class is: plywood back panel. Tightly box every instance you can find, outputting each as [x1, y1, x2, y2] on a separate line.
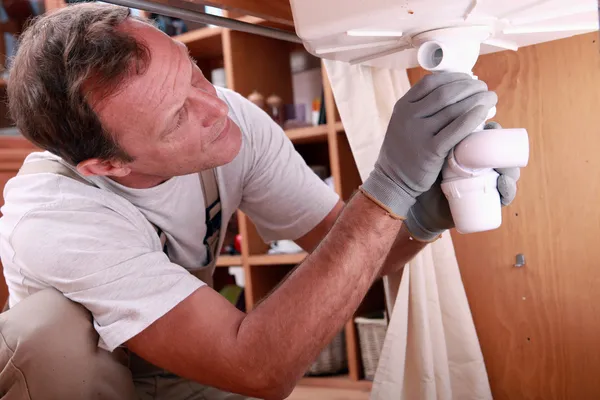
[408, 32, 600, 400]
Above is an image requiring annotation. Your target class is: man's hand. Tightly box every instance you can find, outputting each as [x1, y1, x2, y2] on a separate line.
[404, 122, 521, 242]
[360, 72, 498, 219]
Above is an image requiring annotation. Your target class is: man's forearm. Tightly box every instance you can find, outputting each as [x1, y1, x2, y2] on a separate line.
[379, 224, 429, 277]
[296, 198, 428, 278]
[235, 192, 402, 392]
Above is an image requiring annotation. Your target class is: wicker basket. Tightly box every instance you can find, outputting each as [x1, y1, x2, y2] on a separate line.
[355, 311, 388, 380]
[305, 329, 348, 376]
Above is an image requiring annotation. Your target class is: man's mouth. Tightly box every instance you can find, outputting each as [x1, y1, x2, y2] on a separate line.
[210, 117, 229, 143]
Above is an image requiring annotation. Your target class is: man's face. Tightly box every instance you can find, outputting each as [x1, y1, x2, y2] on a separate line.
[92, 18, 242, 178]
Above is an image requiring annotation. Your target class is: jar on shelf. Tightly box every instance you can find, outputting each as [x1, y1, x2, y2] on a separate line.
[266, 94, 285, 127]
[247, 90, 265, 110]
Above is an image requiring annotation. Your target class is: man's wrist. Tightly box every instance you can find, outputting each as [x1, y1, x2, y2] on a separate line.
[404, 208, 445, 242]
[357, 187, 405, 221]
[360, 169, 416, 219]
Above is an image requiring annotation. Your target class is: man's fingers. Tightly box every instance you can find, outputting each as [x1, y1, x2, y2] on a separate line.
[432, 105, 491, 155]
[488, 125, 521, 202]
[495, 167, 521, 182]
[429, 91, 497, 134]
[484, 121, 502, 130]
[415, 79, 489, 118]
[404, 72, 473, 103]
[497, 174, 518, 206]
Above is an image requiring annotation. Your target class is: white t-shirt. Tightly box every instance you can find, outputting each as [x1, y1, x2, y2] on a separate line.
[0, 87, 339, 351]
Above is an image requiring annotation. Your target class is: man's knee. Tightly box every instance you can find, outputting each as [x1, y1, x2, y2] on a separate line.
[0, 288, 136, 399]
[0, 288, 95, 353]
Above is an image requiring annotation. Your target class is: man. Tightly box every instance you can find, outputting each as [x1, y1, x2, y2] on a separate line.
[0, 3, 518, 400]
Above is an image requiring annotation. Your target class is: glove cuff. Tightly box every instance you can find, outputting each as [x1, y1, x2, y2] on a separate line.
[361, 169, 416, 219]
[404, 208, 445, 242]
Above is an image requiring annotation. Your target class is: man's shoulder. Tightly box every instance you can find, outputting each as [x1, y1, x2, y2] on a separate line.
[0, 152, 144, 239]
[2, 151, 88, 212]
[3, 151, 118, 207]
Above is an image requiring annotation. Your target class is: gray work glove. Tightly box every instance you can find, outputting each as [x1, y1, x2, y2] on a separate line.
[404, 121, 521, 241]
[360, 72, 498, 218]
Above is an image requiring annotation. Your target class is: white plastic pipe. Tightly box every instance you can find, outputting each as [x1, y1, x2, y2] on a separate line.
[416, 33, 497, 124]
[449, 128, 530, 172]
[416, 39, 480, 75]
[442, 129, 529, 234]
[414, 28, 530, 234]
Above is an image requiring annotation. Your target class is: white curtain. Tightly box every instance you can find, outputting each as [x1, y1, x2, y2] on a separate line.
[324, 60, 492, 400]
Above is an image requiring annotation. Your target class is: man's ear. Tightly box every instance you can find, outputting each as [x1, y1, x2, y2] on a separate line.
[76, 158, 131, 177]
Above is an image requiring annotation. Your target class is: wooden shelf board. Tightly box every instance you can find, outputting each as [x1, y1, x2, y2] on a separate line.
[248, 252, 307, 266]
[215, 255, 243, 267]
[207, 1, 294, 26]
[238, 15, 295, 32]
[174, 26, 224, 59]
[299, 375, 372, 392]
[285, 125, 328, 144]
[284, 119, 344, 144]
[173, 15, 294, 60]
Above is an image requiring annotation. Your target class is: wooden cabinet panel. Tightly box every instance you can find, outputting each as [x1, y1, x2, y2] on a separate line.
[0, 137, 37, 211]
[0, 136, 38, 306]
[408, 32, 600, 400]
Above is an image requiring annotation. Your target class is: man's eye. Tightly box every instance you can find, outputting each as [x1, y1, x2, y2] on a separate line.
[175, 106, 187, 130]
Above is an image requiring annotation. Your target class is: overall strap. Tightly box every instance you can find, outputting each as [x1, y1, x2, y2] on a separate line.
[16, 159, 223, 284]
[18, 160, 96, 187]
[18, 159, 170, 252]
[199, 169, 222, 272]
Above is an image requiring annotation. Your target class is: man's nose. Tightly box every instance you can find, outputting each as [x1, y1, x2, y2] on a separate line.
[195, 89, 229, 127]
